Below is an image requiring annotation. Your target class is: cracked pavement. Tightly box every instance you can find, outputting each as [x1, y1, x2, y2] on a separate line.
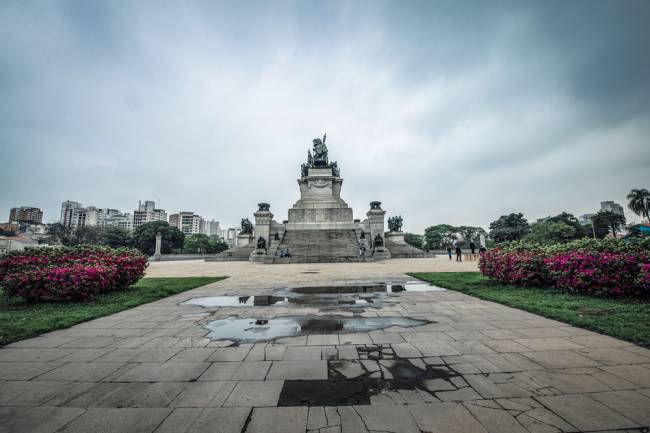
[1, 258, 649, 433]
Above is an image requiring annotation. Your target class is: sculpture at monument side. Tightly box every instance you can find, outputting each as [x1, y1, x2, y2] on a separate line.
[256, 236, 266, 250]
[374, 233, 384, 247]
[388, 215, 403, 232]
[239, 218, 254, 235]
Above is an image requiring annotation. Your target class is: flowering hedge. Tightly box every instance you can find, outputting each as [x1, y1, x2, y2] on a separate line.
[0, 246, 148, 301]
[479, 239, 650, 297]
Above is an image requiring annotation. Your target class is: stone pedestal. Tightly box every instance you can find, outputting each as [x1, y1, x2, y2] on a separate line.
[249, 248, 268, 262]
[287, 166, 355, 230]
[372, 246, 391, 260]
[236, 233, 254, 247]
[385, 231, 405, 244]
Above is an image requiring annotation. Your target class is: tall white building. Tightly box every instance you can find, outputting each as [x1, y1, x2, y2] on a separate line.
[60, 201, 82, 227]
[600, 201, 625, 216]
[169, 211, 205, 235]
[205, 219, 221, 236]
[103, 212, 133, 231]
[59, 201, 134, 230]
[133, 200, 167, 229]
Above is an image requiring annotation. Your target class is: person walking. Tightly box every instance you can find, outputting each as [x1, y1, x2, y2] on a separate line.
[455, 245, 462, 262]
[470, 241, 476, 254]
[447, 247, 452, 260]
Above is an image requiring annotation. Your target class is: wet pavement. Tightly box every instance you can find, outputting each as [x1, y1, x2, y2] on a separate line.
[181, 280, 445, 310]
[203, 316, 429, 343]
[2, 261, 649, 433]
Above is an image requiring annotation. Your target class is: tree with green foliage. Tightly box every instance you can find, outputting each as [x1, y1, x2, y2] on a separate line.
[627, 188, 650, 221]
[404, 233, 423, 249]
[209, 235, 229, 253]
[102, 227, 132, 248]
[456, 226, 487, 244]
[44, 223, 74, 245]
[68, 226, 104, 245]
[546, 212, 587, 240]
[132, 221, 184, 255]
[524, 221, 576, 244]
[591, 210, 626, 238]
[424, 224, 457, 250]
[488, 213, 530, 243]
[183, 234, 212, 253]
[184, 234, 230, 254]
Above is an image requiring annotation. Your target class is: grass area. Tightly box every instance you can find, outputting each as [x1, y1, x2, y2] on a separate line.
[409, 272, 650, 347]
[0, 276, 225, 347]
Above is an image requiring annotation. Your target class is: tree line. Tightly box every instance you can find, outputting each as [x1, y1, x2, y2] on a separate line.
[403, 187, 649, 249]
[41, 221, 228, 256]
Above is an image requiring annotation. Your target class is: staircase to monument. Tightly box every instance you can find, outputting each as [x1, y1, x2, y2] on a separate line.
[272, 229, 367, 263]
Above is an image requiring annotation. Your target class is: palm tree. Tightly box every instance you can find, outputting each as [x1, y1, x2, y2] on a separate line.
[627, 188, 650, 221]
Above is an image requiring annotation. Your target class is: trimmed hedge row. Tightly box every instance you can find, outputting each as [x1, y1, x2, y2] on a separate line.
[479, 239, 650, 297]
[0, 246, 148, 301]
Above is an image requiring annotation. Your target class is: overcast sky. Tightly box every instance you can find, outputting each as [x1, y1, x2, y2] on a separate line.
[2, 0, 649, 232]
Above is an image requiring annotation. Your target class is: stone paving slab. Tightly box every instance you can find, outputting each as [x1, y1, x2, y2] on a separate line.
[56, 407, 171, 433]
[0, 406, 85, 433]
[2, 259, 649, 432]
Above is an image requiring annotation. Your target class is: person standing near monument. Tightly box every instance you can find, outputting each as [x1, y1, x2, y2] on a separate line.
[447, 247, 452, 260]
[455, 245, 462, 261]
[470, 241, 476, 254]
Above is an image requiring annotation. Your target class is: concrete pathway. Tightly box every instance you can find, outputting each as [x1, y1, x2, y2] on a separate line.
[1, 258, 649, 433]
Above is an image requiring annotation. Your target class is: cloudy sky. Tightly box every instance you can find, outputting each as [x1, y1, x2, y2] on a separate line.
[2, 0, 649, 232]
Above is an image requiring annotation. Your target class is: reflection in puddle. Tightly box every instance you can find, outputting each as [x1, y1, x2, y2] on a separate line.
[203, 315, 427, 343]
[183, 295, 289, 308]
[290, 281, 445, 294]
[181, 281, 444, 309]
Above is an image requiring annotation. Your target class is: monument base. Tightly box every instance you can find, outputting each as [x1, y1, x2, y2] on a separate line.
[249, 248, 268, 263]
[384, 231, 435, 259]
[372, 247, 391, 260]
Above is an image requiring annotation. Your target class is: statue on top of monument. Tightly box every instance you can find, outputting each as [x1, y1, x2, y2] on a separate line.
[387, 215, 403, 232]
[312, 133, 328, 166]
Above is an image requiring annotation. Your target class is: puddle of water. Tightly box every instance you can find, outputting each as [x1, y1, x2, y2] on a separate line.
[182, 294, 374, 309]
[181, 281, 444, 309]
[203, 315, 427, 343]
[291, 281, 445, 294]
[279, 359, 460, 406]
[182, 295, 289, 308]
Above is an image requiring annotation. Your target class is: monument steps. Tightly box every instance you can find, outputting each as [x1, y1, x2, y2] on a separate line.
[272, 229, 365, 263]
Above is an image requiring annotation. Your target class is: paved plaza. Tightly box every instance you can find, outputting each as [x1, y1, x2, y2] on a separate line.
[1, 258, 649, 433]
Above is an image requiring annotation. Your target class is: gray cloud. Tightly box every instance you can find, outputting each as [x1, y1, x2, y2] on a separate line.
[1, 0, 649, 232]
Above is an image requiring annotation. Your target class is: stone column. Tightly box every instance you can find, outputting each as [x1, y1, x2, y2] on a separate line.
[367, 201, 391, 260]
[250, 203, 274, 262]
[253, 203, 274, 250]
[366, 201, 387, 247]
[153, 232, 162, 261]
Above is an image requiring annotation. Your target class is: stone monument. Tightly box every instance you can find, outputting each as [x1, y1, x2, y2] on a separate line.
[206, 134, 433, 263]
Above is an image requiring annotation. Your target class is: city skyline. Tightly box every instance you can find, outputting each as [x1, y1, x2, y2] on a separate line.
[2, 194, 642, 234]
[2, 1, 649, 232]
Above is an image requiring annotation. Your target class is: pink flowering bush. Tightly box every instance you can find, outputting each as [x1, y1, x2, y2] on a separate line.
[479, 248, 548, 286]
[479, 239, 649, 297]
[0, 246, 148, 302]
[545, 252, 645, 297]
